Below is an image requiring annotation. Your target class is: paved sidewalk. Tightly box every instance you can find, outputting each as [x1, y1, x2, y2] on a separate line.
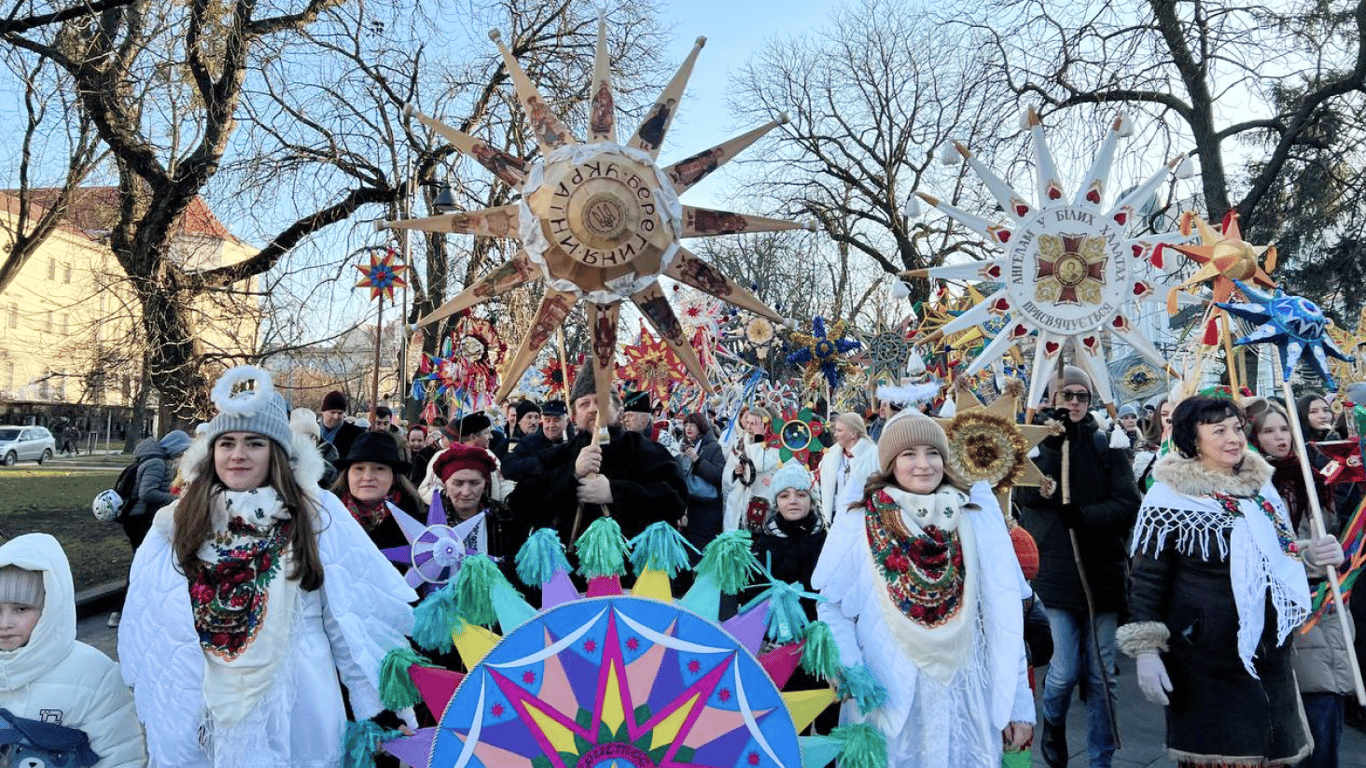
[76, 612, 1366, 766]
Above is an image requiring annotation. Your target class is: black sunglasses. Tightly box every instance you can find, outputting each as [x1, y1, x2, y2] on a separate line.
[1059, 391, 1091, 402]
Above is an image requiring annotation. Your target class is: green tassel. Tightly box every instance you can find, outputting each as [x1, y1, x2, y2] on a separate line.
[412, 582, 461, 653]
[455, 554, 509, 627]
[516, 527, 571, 586]
[342, 719, 403, 768]
[378, 646, 431, 711]
[837, 663, 888, 716]
[575, 516, 629, 579]
[628, 521, 696, 578]
[830, 723, 887, 768]
[695, 531, 760, 595]
[800, 621, 842, 681]
[747, 580, 810, 643]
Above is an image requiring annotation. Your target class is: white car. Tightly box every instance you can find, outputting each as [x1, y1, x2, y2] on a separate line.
[0, 426, 55, 466]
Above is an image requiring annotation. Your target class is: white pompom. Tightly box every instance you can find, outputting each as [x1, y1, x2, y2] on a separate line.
[1175, 155, 1195, 179]
[938, 398, 957, 418]
[890, 280, 911, 300]
[211, 365, 275, 416]
[904, 195, 922, 219]
[905, 350, 926, 375]
[1117, 114, 1134, 138]
[939, 143, 959, 166]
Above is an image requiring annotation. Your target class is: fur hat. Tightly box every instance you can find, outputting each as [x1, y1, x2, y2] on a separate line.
[769, 463, 814, 500]
[569, 366, 596, 405]
[321, 390, 348, 413]
[0, 566, 43, 608]
[205, 366, 294, 454]
[876, 410, 964, 488]
[336, 431, 410, 474]
[458, 412, 492, 437]
[1047, 365, 1094, 399]
[433, 443, 497, 483]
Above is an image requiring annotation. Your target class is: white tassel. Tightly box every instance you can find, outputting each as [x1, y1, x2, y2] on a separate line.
[939, 143, 960, 166]
[938, 398, 957, 418]
[904, 195, 922, 219]
[1117, 114, 1134, 138]
[1175, 155, 1195, 179]
[890, 280, 911, 300]
[905, 350, 926, 375]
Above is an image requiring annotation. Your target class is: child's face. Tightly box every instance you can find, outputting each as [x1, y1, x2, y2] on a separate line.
[0, 603, 40, 651]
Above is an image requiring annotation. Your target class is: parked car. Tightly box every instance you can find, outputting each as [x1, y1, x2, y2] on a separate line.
[0, 427, 55, 466]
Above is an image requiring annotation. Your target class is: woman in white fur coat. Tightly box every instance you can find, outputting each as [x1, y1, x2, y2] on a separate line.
[119, 367, 417, 768]
[816, 412, 876, 525]
[813, 410, 1034, 767]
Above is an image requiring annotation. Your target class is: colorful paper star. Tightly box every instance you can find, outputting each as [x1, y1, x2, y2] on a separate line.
[355, 247, 408, 301]
[785, 317, 860, 390]
[1217, 281, 1354, 387]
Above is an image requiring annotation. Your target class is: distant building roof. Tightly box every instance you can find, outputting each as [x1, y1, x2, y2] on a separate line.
[0, 187, 246, 246]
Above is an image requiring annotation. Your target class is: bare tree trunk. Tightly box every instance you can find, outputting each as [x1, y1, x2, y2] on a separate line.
[123, 362, 151, 454]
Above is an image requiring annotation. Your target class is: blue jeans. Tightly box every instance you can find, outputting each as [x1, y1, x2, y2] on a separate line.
[1041, 607, 1118, 768]
[1301, 692, 1344, 768]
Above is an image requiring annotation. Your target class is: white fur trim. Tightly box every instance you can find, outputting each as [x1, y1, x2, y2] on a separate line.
[877, 380, 942, 408]
[210, 365, 275, 416]
[1151, 451, 1272, 498]
[1115, 621, 1169, 657]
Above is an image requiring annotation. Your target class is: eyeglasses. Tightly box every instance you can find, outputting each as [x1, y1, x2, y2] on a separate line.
[1059, 391, 1091, 402]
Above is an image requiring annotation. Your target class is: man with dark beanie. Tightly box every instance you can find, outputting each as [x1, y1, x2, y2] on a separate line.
[493, 400, 541, 459]
[506, 370, 686, 544]
[318, 390, 364, 459]
[1018, 365, 1140, 768]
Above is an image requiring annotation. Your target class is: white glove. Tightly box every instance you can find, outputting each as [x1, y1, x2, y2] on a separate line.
[1136, 652, 1172, 706]
[1304, 535, 1345, 568]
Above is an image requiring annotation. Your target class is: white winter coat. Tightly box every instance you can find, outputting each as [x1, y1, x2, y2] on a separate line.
[817, 437, 876, 524]
[0, 533, 146, 768]
[119, 432, 417, 768]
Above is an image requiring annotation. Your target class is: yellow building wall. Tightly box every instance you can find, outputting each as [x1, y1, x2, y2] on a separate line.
[0, 208, 261, 409]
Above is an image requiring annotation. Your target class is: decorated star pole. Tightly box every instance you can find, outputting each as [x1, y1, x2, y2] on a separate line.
[1218, 281, 1364, 704]
[355, 246, 408, 422]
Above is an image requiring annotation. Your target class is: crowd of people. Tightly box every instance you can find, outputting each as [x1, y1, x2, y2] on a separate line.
[3, 361, 1364, 768]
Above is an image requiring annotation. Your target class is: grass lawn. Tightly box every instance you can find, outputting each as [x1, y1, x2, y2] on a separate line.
[0, 466, 132, 592]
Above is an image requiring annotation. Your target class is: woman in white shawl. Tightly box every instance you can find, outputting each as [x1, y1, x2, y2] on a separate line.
[813, 410, 1034, 767]
[722, 406, 783, 532]
[119, 367, 417, 768]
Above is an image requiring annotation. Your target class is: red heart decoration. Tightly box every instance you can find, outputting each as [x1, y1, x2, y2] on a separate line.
[1112, 315, 1127, 329]
[993, 298, 1010, 312]
[1015, 204, 1031, 217]
[1012, 324, 1030, 338]
[996, 229, 1012, 243]
[1131, 244, 1144, 258]
[1047, 187, 1062, 200]
[1082, 335, 1099, 350]
[1133, 281, 1150, 297]
[985, 265, 1002, 279]
[1044, 341, 1060, 355]
[1113, 211, 1128, 225]
[1086, 189, 1101, 204]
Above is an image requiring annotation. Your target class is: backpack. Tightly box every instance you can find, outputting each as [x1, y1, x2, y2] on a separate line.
[108, 459, 144, 521]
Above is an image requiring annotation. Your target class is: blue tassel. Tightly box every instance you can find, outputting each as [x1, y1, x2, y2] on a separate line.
[515, 528, 571, 586]
[412, 581, 461, 653]
[628, 521, 696, 578]
[837, 663, 888, 716]
[742, 580, 811, 643]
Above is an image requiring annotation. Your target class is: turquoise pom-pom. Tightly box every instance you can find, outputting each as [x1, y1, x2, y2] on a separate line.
[831, 723, 887, 768]
[378, 646, 431, 711]
[454, 554, 512, 627]
[412, 582, 461, 653]
[342, 719, 403, 768]
[695, 531, 760, 594]
[800, 621, 842, 681]
[837, 662, 888, 716]
[575, 516, 629, 579]
[516, 528, 571, 586]
[628, 521, 696, 577]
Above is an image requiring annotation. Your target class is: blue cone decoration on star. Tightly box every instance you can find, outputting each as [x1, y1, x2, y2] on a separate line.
[1216, 280, 1354, 387]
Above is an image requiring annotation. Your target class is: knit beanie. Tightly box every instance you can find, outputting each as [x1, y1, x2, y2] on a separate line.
[321, 390, 348, 413]
[876, 410, 965, 489]
[514, 400, 541, 419]
[205, 366, 295, 455]
[433, 443, 497, 483]
[158, 429, 192, 456]
[0, 566, 44, 608]
[769, 463, 814, 500]
[1010, 526, 1041, 581]
[1047, 365, 1094, 399]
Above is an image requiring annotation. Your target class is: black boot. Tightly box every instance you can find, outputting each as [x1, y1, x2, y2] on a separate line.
[1040, 717, 1067, 768]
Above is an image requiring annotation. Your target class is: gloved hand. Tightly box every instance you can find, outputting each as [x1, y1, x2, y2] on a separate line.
[1057, 503, 1083, 528]
[1136, 652, 1172, 706]
[1304, 535, 1345, 568]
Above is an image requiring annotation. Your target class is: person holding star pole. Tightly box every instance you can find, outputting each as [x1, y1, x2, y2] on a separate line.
[1217, 282, 1366, 706]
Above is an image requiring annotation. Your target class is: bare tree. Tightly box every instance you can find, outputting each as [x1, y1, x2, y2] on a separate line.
[729, 0, 1016, 305]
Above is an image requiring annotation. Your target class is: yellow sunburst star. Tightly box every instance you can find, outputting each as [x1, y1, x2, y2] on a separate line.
[1166, 210, 1278, 312]
[933, 381, 1053, 514]
[381, 14, 807, 420]
[906, 110, 1193, 410]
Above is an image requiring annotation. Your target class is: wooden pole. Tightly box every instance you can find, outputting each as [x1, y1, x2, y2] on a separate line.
[1276, 372, 1366, 705]
[371, 293, 383, 426]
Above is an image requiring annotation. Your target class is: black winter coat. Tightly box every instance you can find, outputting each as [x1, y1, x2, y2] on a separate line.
[750, 513, 826, 602]
[506, 426, 687, 543]
[500, 429, 571, 483]
[681, 433, 726, 550]
[1018, 412, 1140, 614]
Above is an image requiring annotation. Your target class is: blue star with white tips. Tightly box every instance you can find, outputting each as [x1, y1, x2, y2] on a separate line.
[1217, 280, 1354, 387]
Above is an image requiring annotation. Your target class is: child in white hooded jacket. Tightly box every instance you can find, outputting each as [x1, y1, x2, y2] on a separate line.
[0, 533, 146, 767]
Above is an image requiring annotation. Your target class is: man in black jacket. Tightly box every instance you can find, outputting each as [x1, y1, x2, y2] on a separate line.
[1019, 365, 1140, 768]
[501, 400, 570, 482]
[506, 376, 686, 545]
[318, 390, 365, 459]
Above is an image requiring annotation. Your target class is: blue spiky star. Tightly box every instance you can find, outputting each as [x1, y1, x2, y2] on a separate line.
[1217, 280, 1354, 387]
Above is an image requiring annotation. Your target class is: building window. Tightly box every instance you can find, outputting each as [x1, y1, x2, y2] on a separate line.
[57, 374, 65, 400]
[63, 263, 72, 283]
[121, 374, 131, 400]
[46, 259, 55, 280]
[3, 363, 12, 393]
[61, 313, 69, 336]
[44, 311, 52, 334]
